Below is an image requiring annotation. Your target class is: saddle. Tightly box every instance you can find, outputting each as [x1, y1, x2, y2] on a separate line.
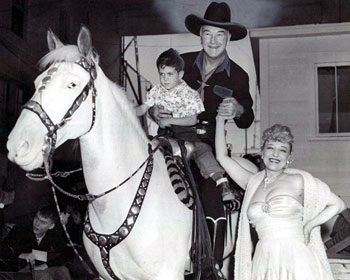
[153, 135, 195, 209]
[156, 136, 195, 160]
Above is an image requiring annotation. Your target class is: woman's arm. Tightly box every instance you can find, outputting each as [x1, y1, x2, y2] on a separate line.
[215, 116, 258, 189]
[304, 192, 346, 244]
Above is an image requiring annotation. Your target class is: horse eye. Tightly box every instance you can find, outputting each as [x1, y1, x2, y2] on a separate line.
[67, 82, 77, 89]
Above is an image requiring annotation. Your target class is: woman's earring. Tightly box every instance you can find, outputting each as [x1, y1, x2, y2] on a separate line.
[285, 156, 293, 169]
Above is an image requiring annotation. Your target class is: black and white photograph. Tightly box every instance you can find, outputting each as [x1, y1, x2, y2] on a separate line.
[0, 1, 350, 279]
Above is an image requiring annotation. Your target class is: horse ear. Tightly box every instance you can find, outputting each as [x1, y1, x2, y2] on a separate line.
[47, 28, 64, 51]
[77, 25, 93, 58]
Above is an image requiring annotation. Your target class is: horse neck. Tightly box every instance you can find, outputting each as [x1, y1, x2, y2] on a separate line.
[79, 68, 149, 195]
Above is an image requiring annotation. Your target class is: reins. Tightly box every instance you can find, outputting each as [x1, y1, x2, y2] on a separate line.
[26, 167, 83, 181]
[43, 143, 158, 202]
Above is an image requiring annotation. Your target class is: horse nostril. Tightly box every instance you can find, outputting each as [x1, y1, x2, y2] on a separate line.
[15, 140, 31, 158]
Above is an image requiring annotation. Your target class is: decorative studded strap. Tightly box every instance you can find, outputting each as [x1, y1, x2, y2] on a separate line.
[83, 156, 154, 279]
[22, 100, 58, 162]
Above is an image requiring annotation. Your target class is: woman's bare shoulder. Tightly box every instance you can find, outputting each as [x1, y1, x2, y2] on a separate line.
[286, 173, 304, 193]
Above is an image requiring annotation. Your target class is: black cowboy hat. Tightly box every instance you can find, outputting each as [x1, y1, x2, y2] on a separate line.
[185, 2, 247, 41]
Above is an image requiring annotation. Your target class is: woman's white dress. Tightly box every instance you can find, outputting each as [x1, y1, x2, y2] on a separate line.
[247, 195, 326, 280]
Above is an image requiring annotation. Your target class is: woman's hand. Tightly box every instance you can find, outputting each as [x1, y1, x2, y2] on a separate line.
[303, 223, 313, 245]
[216, 114, 231, 122]
[217, 97, 243, 119]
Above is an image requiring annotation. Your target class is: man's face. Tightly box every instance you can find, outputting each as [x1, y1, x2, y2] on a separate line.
[33, 212, 55, 235]
[158, 66, 183, 91]
[200, 25, 231, 59]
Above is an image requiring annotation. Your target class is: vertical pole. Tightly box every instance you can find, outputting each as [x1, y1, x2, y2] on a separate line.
[134, 36, 143, 105]
[133, 36, 147, 131]
[120, 36, 125, 87]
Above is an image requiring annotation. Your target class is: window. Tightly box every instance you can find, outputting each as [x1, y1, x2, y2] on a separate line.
[317, 64, 350, 135]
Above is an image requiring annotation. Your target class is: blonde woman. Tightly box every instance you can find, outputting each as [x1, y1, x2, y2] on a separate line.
[215, 115, 346, 280]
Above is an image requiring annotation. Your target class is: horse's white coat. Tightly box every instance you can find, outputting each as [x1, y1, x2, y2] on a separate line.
[6, 27, 236, 280]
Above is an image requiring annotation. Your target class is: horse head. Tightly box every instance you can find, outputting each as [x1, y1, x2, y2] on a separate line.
[7, 26, 99, 171]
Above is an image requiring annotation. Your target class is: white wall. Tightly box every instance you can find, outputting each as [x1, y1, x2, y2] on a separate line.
[251, 23, 350, 206]
[123, 33, 260, 155]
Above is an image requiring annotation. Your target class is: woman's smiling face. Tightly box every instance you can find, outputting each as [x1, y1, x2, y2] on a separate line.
[262, 140, 291, 171]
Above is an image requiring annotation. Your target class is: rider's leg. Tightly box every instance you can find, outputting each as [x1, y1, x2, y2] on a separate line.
[206, 216, 226, 269]
[192, 142, 237, 203]
[199, 178, 226, 279]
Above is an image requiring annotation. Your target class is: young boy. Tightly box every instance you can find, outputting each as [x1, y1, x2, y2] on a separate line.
[136, 48, 235, 202]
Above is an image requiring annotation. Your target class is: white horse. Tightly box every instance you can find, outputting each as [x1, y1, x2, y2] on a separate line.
[6, 26, 237, 280]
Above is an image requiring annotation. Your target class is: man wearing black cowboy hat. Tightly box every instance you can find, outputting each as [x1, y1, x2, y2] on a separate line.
[150, 2, 254, 278]
[182, 2, 254, 278]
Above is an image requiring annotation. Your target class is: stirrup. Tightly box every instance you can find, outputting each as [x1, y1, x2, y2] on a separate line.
[214, 263, 226, 280]
[217, 181, 242, 212]
[217, 181, 235, 202]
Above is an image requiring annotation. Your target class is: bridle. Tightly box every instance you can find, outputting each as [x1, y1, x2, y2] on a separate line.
[22, 56, 97, 167]
[22, 55, 160, 203]
[22, 57, 101, 201]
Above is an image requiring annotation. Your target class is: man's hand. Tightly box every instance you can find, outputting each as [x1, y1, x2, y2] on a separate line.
[19, 252, 36, 263]
[148, 105, 172, 124]
[217, 97, 244, 119]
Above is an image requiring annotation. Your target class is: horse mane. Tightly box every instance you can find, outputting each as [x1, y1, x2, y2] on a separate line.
[39, 45, 81, 70]
[105, 77, 149, 142]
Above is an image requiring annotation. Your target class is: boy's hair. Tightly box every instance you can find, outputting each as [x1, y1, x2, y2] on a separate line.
[38, 205, 59, 224]
[156, 48, 184, 72]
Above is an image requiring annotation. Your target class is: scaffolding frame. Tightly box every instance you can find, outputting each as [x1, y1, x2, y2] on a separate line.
[120, 36, 153, 131]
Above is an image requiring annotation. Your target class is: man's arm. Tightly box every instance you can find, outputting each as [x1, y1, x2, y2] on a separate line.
[234, 105, 254, 129]
[231, 68, 254, 128]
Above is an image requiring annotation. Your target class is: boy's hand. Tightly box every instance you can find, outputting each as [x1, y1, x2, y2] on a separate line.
[158, 118, 171, 128]
[149, 105, 172, 123]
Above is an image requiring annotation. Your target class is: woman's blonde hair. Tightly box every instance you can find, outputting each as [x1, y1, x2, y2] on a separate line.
[262, 124, 294, 151]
